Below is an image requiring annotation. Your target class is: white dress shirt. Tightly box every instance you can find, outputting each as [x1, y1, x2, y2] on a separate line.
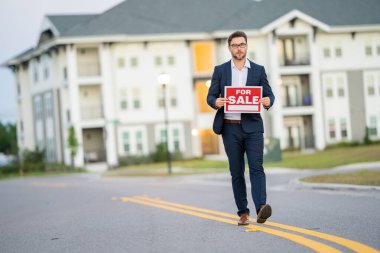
[224, 58, 251, 120]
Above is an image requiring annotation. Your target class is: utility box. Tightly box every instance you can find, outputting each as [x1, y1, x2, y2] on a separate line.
[264, 137, 282, 162]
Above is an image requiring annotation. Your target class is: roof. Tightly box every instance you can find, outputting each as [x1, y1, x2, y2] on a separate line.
[50, 0, 380, 37]
[47, 14, 99, 36]
[4, 0, 380, 65]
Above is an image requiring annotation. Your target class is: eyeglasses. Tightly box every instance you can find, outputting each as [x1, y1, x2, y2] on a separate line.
[230, 43, 247, 49]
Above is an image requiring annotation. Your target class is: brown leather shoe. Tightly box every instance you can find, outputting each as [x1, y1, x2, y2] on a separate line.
[257, 204, 272, 224]
[238, 213, 249, 226]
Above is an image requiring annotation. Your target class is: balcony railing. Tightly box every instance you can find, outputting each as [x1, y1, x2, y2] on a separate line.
[282, 55, 310, 66]
[78, 63, 100, 77]
[81, 106, 103, 120]
[283, 94, 312, 107]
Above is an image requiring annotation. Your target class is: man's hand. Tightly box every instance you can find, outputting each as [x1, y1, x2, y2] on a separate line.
[259, 97, 271, 107]
[215, 98, 229, 109]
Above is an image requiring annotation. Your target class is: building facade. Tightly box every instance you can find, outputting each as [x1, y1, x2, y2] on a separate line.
[3, 0, 380, 169]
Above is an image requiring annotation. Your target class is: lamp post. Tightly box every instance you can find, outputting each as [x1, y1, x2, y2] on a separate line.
[157, 73, 172, 174]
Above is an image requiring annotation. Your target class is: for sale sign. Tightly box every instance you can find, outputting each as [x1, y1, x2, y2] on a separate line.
[224, 86, 262, 113]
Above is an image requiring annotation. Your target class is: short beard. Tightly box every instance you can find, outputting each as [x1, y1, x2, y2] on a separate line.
[232, 52, 246, 61]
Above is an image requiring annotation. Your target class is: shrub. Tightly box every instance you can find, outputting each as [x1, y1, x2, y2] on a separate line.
[118, 155, 153, 166]
[151, 142, 183, 162]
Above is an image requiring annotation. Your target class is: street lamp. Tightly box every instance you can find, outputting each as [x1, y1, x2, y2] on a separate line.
[157, 73, 172, 174]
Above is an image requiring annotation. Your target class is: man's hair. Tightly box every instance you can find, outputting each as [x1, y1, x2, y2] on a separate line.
[228, 31, 247, 45]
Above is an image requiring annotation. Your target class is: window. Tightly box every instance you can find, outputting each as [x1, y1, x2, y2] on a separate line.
[337, 77, 345, 97]
[335, 48, 342, 57]
[136, 131, 143, 153]
[118, 58, 125, 68]
[133, 100, 140, 109]
[45, 94, 52, 118]
[338, 86, 344, 97]
[367, 75, 375, 96]
[34, 98, 42, 120]
[120, 101, 127, 110]
[340, 118, 347, 139]
[369, 116, 377, 137]
[325, 78, 333, 98]
[44, 67, 49, 80]
[365, 46, 372, 56]
[133, 88, 140, 109]
[170, 86, 177, 107]
[329, 119, 336, 139]
[171, 98, 177, 107]
[173, 128, 180, 152]
[155, 56, 162, 66]
[130, 57, 138, 67]
[120, 89, 127, 110]
[368, 86, 375, 96]
[157, 87, 164, 107]
[160, 129, 167, 143]
[123, 132, 130, 154]
[326, 88, 333, 98]
[158, 98, 164, 107]
[323, 48, 330, 58]
[168, 56, 175, 65]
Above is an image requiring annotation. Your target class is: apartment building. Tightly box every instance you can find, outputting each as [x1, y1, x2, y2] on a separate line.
[3, 0, 380, 169]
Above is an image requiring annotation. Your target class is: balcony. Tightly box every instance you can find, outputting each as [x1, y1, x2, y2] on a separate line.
[77, 48, 101, 78]
[281, 75, 312, 108]
[283, 115, 315, 150]
[81, 106, 103, 120]
[78, 63, 100, 77]
[278, 36, 310, 66]
[82, 128, 106, 163]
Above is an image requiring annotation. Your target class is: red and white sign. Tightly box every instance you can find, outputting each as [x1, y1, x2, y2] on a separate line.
[224, 86, 262, 113]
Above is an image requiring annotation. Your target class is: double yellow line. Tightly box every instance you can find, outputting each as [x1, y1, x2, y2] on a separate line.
[115, 196, 379, 253]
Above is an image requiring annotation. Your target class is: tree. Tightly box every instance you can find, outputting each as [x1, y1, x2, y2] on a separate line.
[0, 122, 18, 155]
[67, 126, 78, 169]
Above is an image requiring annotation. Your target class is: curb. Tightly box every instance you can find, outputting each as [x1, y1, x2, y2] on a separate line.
[291, 178, 380, 192]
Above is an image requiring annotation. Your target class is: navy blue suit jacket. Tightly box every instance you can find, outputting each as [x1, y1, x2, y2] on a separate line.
[207, 60, 275, 135]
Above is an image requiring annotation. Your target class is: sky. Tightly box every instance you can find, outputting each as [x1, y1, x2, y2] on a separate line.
[0, 0, 124, 124]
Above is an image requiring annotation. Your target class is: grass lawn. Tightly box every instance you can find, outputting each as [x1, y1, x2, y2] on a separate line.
[265, 143, 380, 169]
[106, 144, 380, 177]
[301, 170, 380, 186]
[105, 158, 229, 177]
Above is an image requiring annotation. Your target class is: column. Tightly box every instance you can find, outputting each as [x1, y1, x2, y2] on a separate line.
[66, 44, 85, 167]
[268, 31, 285, 148]
[309, 30, 326, 150]
[100, 43, 118, 167]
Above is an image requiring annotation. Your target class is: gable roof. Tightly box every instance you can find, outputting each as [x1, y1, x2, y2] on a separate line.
[47, 14, 99, 36]
[58, 0, 380, 37]
[4, 0, 380, 66]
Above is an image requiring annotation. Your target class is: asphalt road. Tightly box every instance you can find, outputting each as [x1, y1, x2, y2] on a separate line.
[0, 168, 379, 253]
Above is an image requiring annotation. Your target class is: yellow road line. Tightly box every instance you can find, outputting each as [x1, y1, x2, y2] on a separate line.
[121, 197, 341, 253]
[136, 195, 380, 253]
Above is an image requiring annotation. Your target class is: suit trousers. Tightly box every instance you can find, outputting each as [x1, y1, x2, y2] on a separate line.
[221, 123, 267, 216]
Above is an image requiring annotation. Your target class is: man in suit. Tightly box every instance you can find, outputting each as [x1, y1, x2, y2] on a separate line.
[207, 31, 275, 225]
